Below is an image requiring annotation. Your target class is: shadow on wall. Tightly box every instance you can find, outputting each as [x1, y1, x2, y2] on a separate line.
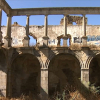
[11, 53, 40, 99]
[0, 49, 7, 97]
[48, 53, 100, 100]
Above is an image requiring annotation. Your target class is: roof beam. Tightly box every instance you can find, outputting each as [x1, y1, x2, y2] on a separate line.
[0, 0, 12, 15]
[11, 7, 100, 16]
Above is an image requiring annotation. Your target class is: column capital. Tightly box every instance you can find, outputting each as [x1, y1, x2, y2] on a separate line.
[26, 15, 30, 17]
[63, 14, 69, 16]
[82, 14, 86, 16]
[7, 14, 13, 17]
[45, 14, 48, 16]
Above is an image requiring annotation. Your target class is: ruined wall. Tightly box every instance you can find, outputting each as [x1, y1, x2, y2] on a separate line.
[60, 15, 87, 25]
[1, 24, 100, 47]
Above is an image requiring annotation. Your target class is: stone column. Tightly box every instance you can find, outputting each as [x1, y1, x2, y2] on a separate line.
[43, 15, 49, 46]
[23, 15, 30, 47]
[0, 9, 3, 46]
[6, 68, 12, 98]
[82, 14, 87, 46]
[0, 9, 2, 32]
[81, 68, 89, 88]
[40, 69, 48, 100]
[57, 37, 60, 46]
[63, 15, 68, 46]
[4, 15, 12, 47]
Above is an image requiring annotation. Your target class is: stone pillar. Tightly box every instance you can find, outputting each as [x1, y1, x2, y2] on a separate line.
[57, 37, 60, 46]
[43, 15, 49, 46]
[0, 9, 2, 32]
[6, 68, 12, 98]
[63, 15, 68, 46]
[40, 69, 48, 100]
[4, 15, 12, 47]
[82, 14, 87, 46]
[0, 9, 3, 46]
[81, 68, 89, 88]
[23, 15, 30, 47]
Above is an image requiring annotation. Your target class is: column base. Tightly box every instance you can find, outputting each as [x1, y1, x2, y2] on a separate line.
[22, 36, 30, 47]
[63, 36, 68, 46]
[4, 36, 12, 47]
[82, 36, 87, 46]
[42, 36, 49, 47]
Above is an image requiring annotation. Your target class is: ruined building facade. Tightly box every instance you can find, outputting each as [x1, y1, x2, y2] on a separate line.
[1, 0, 100, 99]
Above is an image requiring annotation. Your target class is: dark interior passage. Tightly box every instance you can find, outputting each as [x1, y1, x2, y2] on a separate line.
[48, 53, 81, 97]
[89, 54, 100, 87]
[11, 54, 40, 98]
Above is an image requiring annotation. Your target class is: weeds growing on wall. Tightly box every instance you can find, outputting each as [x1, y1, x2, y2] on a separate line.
[1, 83, 100, 100]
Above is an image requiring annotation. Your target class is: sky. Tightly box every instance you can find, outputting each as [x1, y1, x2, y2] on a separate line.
[1, 0, 100, 46]
[1, 0, 100, 26]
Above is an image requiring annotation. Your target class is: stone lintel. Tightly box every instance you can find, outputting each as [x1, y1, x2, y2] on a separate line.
[11, 7, 100, 16]
[0, 0, 12, 15]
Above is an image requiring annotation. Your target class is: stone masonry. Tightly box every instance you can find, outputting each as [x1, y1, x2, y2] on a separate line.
[1, 0, 100, 100]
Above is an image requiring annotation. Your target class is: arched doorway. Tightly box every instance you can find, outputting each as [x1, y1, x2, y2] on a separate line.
[48, 53, 81, 97]
[11, 53, 40, 98]
[89, 54, 100, 87]
[0, 49, 6, 97]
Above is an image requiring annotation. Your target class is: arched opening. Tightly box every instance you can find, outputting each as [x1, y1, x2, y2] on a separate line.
[0, 49, 6, 97]
[89, 54, 100, 87]
[60, 38, 63, 46]
[48, 53, 81, 98]
[73, 22, 77, 25]
[57, 34, 71, 46]
[11, 53, 40, 98]
[29, 33, 37, 46]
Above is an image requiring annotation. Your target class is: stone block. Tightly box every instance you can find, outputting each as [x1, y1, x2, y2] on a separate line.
[42, 36, 49, 47]
[82, 36, 87, 46]
[4, 36, 12, 47]
[63, 36, 68, 46]
[22, 36, 30, 47]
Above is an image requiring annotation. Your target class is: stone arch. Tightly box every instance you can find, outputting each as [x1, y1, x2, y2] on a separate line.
[57, 34, 72, 46]
[87, 52, 100, 87]
[45, 51, 83, 69]
[29, 32, 37, 46]
[10, 53, 41, 98]
[10, 51, 43, 69]
[48, 53, 81, 97]
[85, 52, 100, 69]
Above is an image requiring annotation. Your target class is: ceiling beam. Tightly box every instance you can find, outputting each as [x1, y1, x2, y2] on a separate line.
[11, 7, 100, 16]
[0, 0, 12, 15]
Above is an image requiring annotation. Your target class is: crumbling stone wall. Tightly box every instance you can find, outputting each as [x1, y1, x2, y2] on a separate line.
[1, 20, 100, 47]
[60, 15, 87, 25]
